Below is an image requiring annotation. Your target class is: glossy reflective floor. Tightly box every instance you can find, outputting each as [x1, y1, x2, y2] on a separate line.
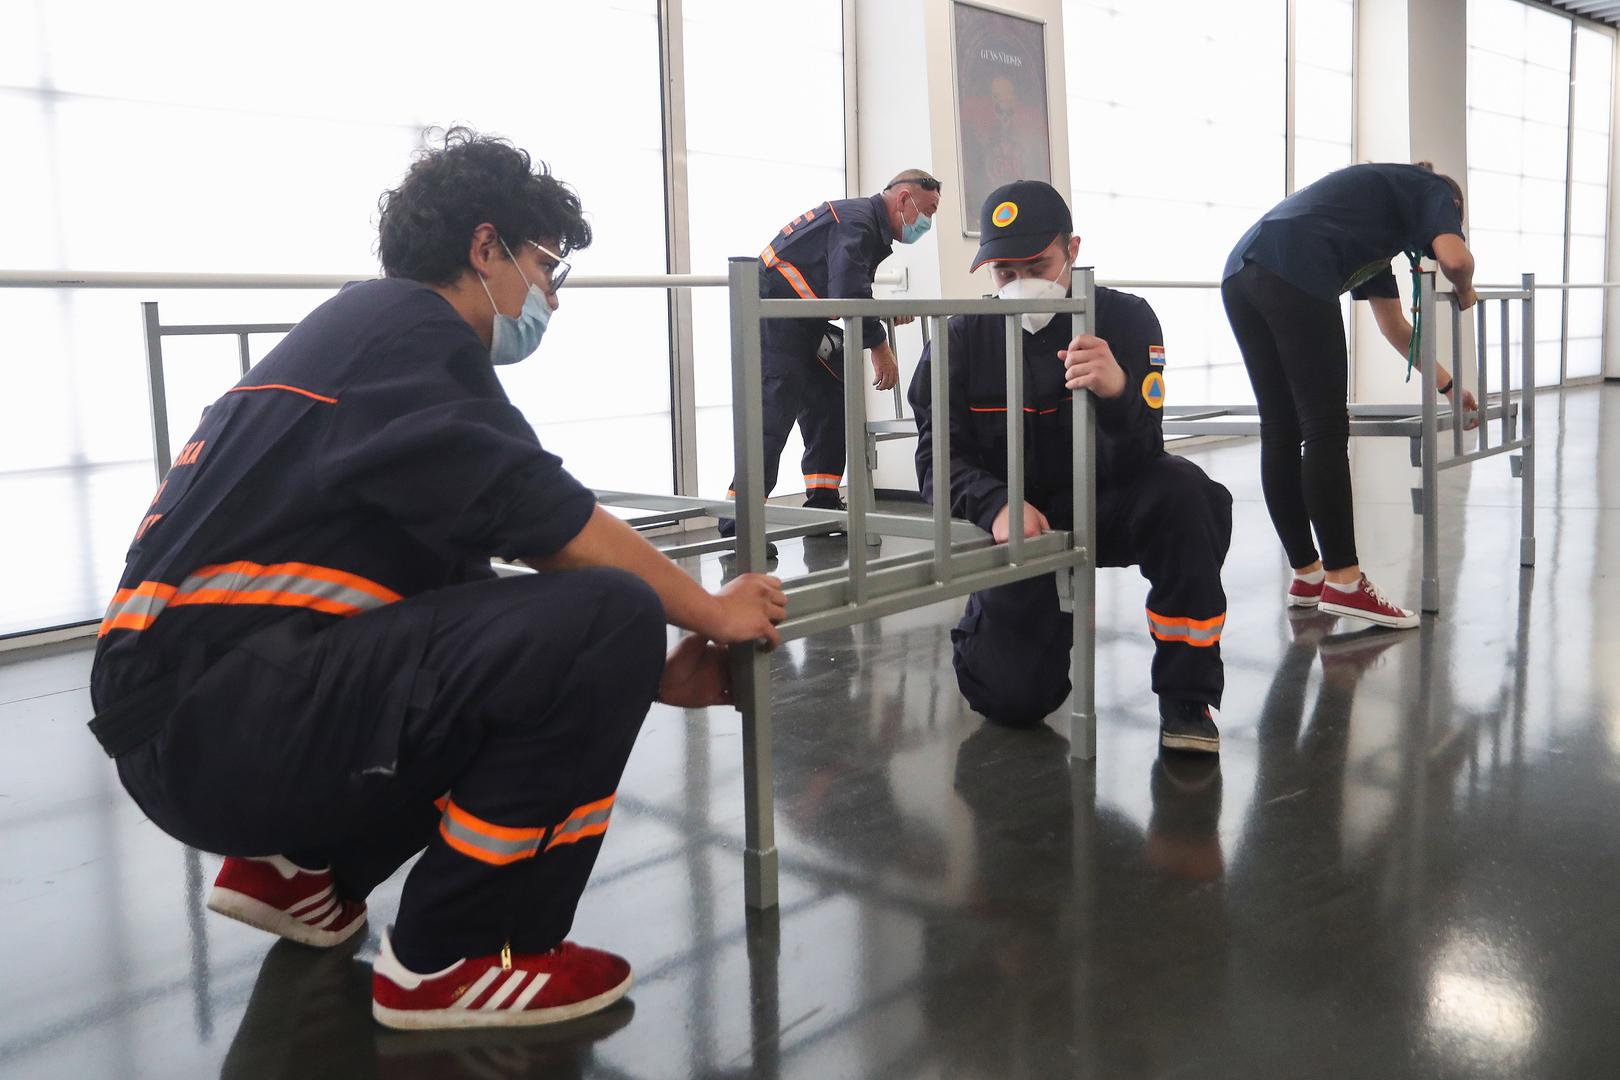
[5, 386, 1620, 1079]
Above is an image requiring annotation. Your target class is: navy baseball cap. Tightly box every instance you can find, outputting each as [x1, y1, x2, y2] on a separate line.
[970, 180, 1073, 272]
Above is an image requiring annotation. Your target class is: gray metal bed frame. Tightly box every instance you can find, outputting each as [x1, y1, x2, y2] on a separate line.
[860, 271, 1538, 615]
[138, 259, 1106, 913]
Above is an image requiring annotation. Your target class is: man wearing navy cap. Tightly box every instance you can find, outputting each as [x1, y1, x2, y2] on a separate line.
[908, 180, 1232, 753]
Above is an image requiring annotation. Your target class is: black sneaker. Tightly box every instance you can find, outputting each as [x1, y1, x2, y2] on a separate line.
[717, 517, 779, 561]
[720, 540, 778, 563]
[1158, 698, 1220, 754]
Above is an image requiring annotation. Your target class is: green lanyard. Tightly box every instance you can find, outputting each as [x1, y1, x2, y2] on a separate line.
[1404, 248, 1423, 383]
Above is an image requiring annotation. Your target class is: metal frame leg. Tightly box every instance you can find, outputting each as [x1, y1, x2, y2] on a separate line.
[1520, 273, 1537, 567]
[1419, 272, 1441, 614]
[737, 645, 778, 910]
[1070, 270, 1098, 761]
[729, 257, 780, 910]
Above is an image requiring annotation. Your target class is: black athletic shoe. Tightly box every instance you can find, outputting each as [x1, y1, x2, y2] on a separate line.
[720, 541, 778, 564]
[1158, 698, 1220, 754]
[717, 518, 779, 561]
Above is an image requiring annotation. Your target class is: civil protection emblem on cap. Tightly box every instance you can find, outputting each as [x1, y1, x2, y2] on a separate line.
[992, 201, 1018, 228]
[1141, 371, 1165, 409]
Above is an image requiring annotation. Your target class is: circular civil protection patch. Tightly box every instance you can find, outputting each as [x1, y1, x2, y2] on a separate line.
[992, 201, 1018, 228]
[1141, 371, 1165, 409]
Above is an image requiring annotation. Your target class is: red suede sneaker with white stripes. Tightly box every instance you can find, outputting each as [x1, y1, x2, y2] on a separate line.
[1287, 575, 1325, 608]
[371, 929, 633, 1030]
[207, 855, 367, 948]
[1317, 574, 1420, 629]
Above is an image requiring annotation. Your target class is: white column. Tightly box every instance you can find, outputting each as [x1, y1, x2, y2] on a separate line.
[1352, 0, 1477, 406]
[855, 0, 1071, 491]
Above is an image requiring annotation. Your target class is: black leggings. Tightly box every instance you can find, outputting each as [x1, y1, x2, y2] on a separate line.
[1221, 261, 1357, 571]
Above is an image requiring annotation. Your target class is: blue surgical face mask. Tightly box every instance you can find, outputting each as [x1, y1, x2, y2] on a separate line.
[899, 197, 933, 244]
[478, 239, 553, 365]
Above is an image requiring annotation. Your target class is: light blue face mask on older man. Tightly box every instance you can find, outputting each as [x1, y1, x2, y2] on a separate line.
[478, 238, 561, 365]
[898, 195, 934, 245]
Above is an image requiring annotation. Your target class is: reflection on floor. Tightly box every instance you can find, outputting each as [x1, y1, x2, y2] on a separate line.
[4, 386, 1620, 1078]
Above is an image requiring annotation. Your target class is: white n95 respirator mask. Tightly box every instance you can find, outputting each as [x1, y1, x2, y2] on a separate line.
[997, 274, 1069, 334]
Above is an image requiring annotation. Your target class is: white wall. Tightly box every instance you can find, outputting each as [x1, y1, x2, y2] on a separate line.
[857, 0, 1071, 490]
[1353, 0, 1479, 405]
[1608, 31, 1620, 379]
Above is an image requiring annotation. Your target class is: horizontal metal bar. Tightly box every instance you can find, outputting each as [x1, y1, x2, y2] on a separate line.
[592, 489, 982, 543]
[2, 268, 1603, 293]
[1473, 281, 1620, 290]
[758, 297, 1089, 318]
[866, 420, 918, 434]
[1434, 438, 1531, 471]
[741, 503, 982, 542]
[1442, 290, 1532, 303]
[610, 505, 711, 528]
[567, 271, 902, 289]
[780, 544, 1084, 642]
[157, 322, 297, 337]
[659, 521, 843, 559]
[785, 534, 1003, 590]
[0, 268, 903, 291]
[0, 270, 368, 289]
[1094, 279, 1223, 289]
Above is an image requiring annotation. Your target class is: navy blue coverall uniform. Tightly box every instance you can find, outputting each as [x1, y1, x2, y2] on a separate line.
[908, 287, 1233, 725]
[724, 194, 894, 511]
[87, 278, 666, 972]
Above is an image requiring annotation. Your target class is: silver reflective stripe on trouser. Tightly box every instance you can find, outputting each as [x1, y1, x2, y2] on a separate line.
[1144, 610, 1225, 647]
[437, 799, 547, 866]
[549, 805, 612, 845]
[544, 794, 617, 852]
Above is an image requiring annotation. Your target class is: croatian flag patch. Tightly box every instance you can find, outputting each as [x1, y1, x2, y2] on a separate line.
[1149, 345, 1166, 367]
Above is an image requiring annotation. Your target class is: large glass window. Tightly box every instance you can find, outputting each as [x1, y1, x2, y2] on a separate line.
[683, 0, 847, 498]
[1293, 0, 1356, 190]
[1466, 0, 1573, 388]
[0, 0, 670, 636]
[1064, 1, 1350, 406]
[1567, 23, 1614, 380]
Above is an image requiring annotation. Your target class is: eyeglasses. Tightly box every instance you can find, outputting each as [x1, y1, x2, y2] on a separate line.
[527, 240, 572, 291]
[886, 176, 942, 193]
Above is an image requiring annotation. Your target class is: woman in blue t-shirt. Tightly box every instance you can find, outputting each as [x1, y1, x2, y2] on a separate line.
[1221, 162, 1480, 630]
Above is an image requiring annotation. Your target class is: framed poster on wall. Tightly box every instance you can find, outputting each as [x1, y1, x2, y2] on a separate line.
[951, 2, 1052, 237]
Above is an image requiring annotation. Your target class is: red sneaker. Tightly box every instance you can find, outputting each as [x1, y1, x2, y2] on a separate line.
[207, 855, 367, 948]
[372, 929, 633, 1030]
[1287, 575, 1325, 608]
[1317, 575, 1420, 629]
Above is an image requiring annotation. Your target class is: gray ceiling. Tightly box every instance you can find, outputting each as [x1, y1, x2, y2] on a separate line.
[1546, 1, 1620, 28]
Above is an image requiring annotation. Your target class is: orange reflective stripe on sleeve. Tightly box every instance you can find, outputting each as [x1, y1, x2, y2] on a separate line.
[545, 793, 616, 851]
[1145, 608, 1225, 647]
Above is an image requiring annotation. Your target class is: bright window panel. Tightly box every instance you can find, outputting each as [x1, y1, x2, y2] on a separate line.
[1066, 0, 1287, 405]
[1467, 0, 1573, 387]
[3, 0, 670, 635]
[684, 0, 846, 499]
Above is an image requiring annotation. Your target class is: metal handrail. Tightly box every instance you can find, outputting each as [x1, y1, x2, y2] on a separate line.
[0, 268, 906, 290]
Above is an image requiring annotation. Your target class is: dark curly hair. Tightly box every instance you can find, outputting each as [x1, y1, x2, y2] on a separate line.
[377, 127, 592, 285]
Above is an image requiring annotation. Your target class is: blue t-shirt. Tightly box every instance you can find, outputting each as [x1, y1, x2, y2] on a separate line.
[1223, 164, 1465, 302]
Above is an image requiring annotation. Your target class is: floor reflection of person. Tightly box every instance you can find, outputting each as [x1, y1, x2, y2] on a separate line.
[918, 726, 1228, 1077]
